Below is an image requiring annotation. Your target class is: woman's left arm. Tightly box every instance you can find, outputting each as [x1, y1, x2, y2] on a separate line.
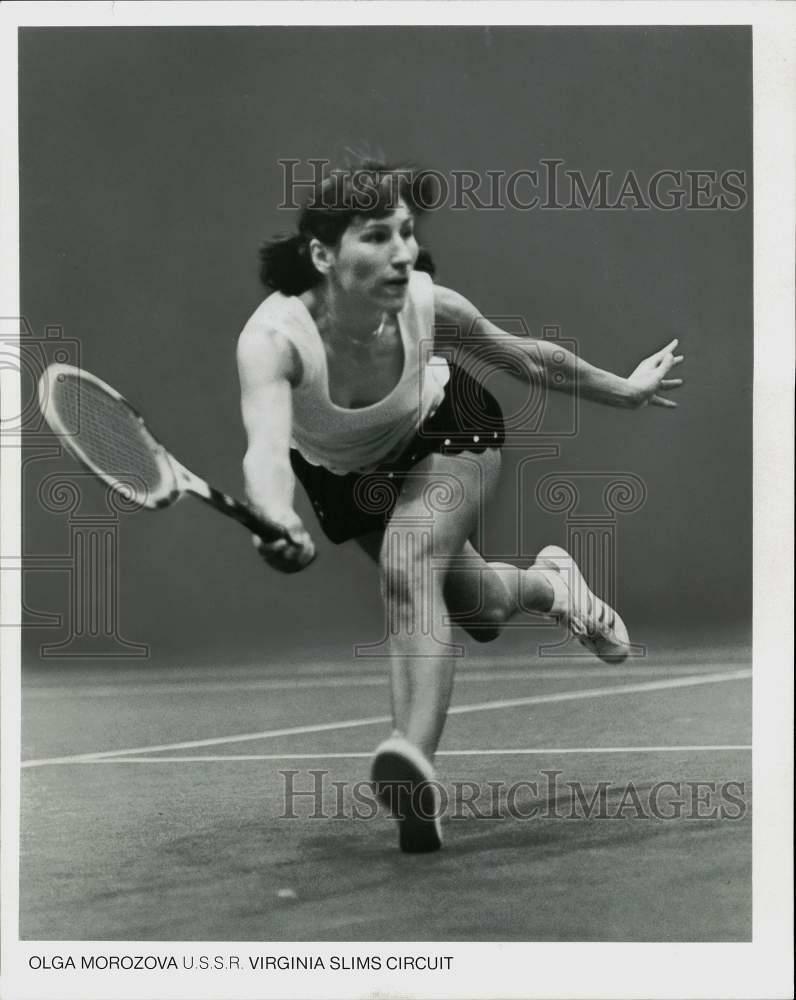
[433, 284, 684, 410]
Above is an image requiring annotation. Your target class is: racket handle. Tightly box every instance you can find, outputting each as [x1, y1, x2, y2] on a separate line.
[206, 488, 298, 546]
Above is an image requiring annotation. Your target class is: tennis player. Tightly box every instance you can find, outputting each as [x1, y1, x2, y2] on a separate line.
[237, 163, 684, 853]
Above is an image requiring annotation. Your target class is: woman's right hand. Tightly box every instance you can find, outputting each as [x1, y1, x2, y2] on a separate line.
[252, 518, 316, 573]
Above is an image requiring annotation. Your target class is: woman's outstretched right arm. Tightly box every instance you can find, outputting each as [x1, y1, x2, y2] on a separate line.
[237, 320, 315, 573]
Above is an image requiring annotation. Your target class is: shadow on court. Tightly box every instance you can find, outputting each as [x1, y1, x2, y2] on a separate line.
[20, 638, 751, 941]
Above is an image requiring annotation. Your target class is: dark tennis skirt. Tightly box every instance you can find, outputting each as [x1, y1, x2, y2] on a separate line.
[290, 364, 505, 544]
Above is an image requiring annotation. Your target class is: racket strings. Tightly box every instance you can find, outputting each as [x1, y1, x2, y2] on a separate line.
[52, 375, 166, 493]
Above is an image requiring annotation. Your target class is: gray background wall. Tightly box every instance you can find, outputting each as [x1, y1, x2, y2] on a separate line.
[20, 27, 752, 666]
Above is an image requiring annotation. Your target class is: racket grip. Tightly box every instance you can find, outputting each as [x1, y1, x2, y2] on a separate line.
[208, 488, 298, 546]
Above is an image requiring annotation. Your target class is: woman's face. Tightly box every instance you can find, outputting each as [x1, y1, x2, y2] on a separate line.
[326, 200, 419, 311]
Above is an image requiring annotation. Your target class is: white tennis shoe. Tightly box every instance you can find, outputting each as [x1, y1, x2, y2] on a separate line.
[371, 735, 443, 854]
[534, 545, 631, 664]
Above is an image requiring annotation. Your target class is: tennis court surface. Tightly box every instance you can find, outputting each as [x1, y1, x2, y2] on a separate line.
[21, 636, 751, 941]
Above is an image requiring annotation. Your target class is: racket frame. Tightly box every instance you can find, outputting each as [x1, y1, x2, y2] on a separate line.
[38, 363, 180, 509]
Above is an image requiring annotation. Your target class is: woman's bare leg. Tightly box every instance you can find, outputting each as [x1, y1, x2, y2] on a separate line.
[374, 449, 503, 758]
[358, 532, 557, 651]
[442, 546, 555, 642]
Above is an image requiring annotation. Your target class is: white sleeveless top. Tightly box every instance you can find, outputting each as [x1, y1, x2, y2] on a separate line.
[262, 271, 449, 474]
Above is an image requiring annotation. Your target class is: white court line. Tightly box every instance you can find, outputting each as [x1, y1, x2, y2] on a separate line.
[74, 744, 753, 764]
[21, 662, 748, 698]
[22, 668, 751, 769]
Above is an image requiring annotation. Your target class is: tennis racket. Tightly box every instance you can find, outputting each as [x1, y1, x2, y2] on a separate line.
[37, 363, 305, 552]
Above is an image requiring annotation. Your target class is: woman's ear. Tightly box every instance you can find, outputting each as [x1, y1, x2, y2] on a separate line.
[309, 238, 334, 277]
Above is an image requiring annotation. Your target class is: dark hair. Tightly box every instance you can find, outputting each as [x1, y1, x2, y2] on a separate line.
[259, 161, 436, 295]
